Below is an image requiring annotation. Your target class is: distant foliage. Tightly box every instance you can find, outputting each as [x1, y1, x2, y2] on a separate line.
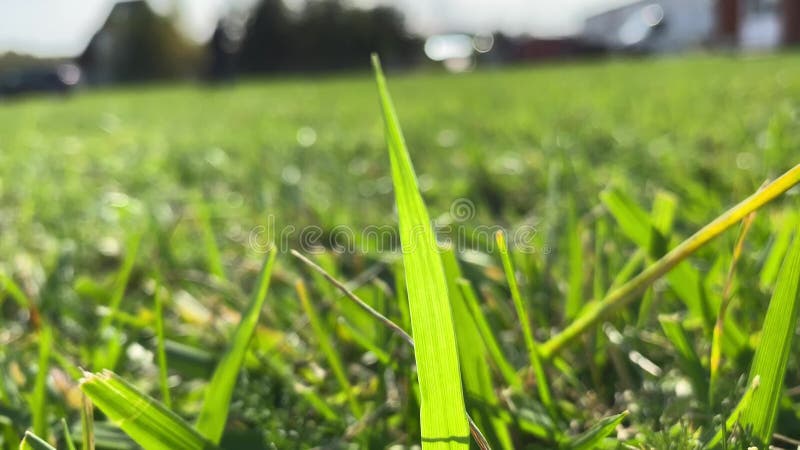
[235, 0, 421, 73]
[80, 2, 201, 83]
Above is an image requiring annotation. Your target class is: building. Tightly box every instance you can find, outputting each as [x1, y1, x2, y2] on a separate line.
[582, 0, 792, 53]
[582, 0, 714, 52]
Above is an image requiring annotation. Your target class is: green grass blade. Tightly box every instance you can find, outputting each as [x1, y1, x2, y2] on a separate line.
[196, 199, 226, 281]
[195, 249, 277, 443]
[19, 431, 56, 450]
[81, 393, 94, 450]
[455, 279, 520, 389]
[658, 315, 708, 402]
[705, 376, 760, 448]
[495, 231, 555, 419]
[599, 188, 653, 249]
[291, 250, 490, 447]
[565, 197, 584, 320]
[542, 163, 800, 358]
[709, 211, 756, 405]
[99, 232, 142, 333]
[561, 410, 628, 450]
[295, 279, 363, 417]
[80, 370, 215, 450]
[61, 418, 76, 450]
[153, 278, 171, 408]
[738, 225, 800, 444]
[30, 325, 52, 439]
[0, 272, 33, 309]
[442, 248, 512, 450]
[372, 54, 469, 449]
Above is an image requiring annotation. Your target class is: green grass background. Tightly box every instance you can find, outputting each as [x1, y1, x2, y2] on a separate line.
[2, 53, 800, 448]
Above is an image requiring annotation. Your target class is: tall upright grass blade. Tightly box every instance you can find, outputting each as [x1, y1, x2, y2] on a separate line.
[738, 226, 800, 444]
[61, 418, 76, 450]
[442, 248, 512, 450]
[195, 249, 277, 443]
[153, 277, 171, 408]
[94, 232, 142, 372]
[495, 231, 555, 420]
[542, 163, 800, 358]
[709, 210, 756, 405]
[81, 394, 94, 450]
[292, 250, 492, 449]
[295, 279, 363, 417]
[372, 54, 469, 449]
[455, 279, 520, 389]
[19, 431, 56, 450]
[30, 325, 52, 439]
[80, 370, 215, 450]
[759, 211, 797, 290]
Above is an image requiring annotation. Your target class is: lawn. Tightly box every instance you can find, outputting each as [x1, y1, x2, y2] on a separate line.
[1, 53, 800, 449]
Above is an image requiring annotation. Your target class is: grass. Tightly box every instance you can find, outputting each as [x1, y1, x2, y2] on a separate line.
[1, 52, 800, 448]
[373, 55, 469, 448]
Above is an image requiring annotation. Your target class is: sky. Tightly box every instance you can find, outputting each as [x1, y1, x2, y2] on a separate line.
[0, 0, 631, 58]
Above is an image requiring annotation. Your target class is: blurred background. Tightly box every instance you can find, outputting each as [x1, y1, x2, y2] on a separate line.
[0, 0, 798, 95]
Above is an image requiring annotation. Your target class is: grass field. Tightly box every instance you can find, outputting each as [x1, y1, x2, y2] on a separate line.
[2, 53, 800, 449]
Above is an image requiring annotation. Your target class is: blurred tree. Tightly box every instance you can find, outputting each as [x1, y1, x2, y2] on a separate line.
[79, 1, 200, 84]
[235, 0, 420, 73]
[237, 0, 294, 72]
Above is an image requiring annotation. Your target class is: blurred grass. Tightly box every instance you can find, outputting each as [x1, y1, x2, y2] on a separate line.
[1, 53, 800, 448]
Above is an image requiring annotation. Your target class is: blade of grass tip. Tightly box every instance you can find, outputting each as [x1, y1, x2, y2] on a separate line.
[455, 278, 520, 390]
[61, 418, 76, 450]
[561, 410, 628, 450]
[709, 210, 757, 406]
[20, 431, 56, 450]
[153, 276, 171, 408]
[80, 370, 215, 450]
[31, 325, 52, 439]
[372, 54, 469, 449]
[81, 393, 94, 450]
[541, 163, 800, 358]
[495, 231, 556, 420]
[739, 225, 800, 445]
[195, 248, 277, 443]
[291, 250, 492, 450]
[295, 278, 363, 418]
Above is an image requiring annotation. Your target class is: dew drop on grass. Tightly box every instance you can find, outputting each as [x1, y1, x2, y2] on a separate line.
[281, 165, 302, 185]
[296, 126, 317, 147]
[436, 129, 458, 147]
[204, 147, 228, 168]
